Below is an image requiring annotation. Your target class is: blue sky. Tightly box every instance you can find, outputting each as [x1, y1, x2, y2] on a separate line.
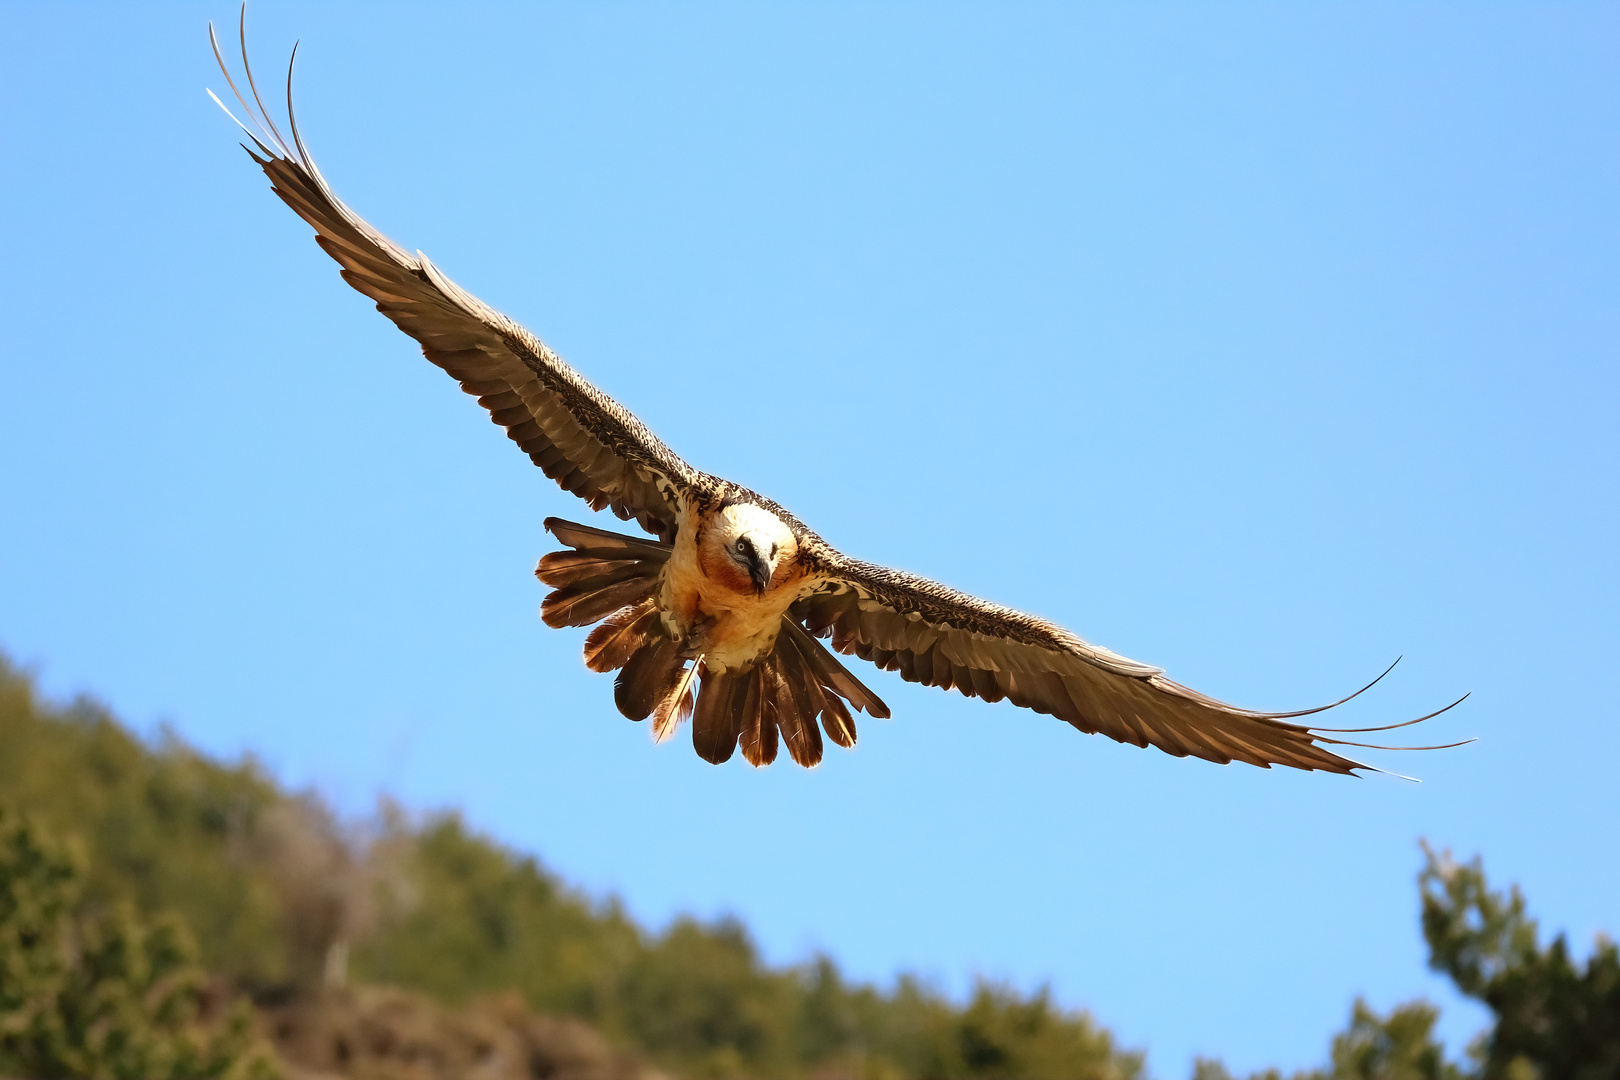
[2, 2, 1616, 1074]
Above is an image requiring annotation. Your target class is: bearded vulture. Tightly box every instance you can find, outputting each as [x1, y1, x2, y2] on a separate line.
[209, 19, 1465, 773]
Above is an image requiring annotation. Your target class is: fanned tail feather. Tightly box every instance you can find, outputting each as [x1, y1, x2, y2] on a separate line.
[541, 517, 878, 767]
[681, 633, 871, 767]
[583, 600, 659, 673]
[538, 518, 671, 634]
[783, 632, 838, 749]
[536, 538, 668, 630]
[614, 634, 683, 721]
[542, 573, 660, 629]
[545, 517, 671, 559]
[780, 618, 889, 718]
[739, 662, 779, 767]
[538, 548, 657, 589]
[820, 693, 857, 749]
[771, 639, 825, 767]
[692, 668, 745, 764]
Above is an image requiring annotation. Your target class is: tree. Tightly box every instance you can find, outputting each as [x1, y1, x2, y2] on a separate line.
[913, 982, 1143, 1080]
[1198, 843, 1620, 1080]
[0, 656, 289, 989]
[1193, 998, 1459, 1080]
[1317, 998, 1464, 1080]
[0, 804, 279, 1080]
[1420, 842, 1620, 1080]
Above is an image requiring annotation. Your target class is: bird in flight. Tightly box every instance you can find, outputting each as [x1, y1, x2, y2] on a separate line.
[209, 16, 1465, 773]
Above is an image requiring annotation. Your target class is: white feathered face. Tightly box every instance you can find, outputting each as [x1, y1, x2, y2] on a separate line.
[704, 502, 798, 595]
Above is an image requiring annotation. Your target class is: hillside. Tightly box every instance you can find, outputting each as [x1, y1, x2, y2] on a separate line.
[0, 654, 1140, 1080]
[2, 652, 1612, 1079]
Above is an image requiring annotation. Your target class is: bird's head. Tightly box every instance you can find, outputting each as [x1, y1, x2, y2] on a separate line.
[704, 501, 798, 596]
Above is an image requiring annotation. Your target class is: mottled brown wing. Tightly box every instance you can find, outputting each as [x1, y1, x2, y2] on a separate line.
[794, 555, 1447, 774]
[211, 30, 695, 539]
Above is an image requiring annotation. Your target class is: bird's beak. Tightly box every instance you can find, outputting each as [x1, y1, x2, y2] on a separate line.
[747, 552, 774, 595]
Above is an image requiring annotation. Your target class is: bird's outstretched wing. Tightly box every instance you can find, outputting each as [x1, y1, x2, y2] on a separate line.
[209, 21, 696, 539]
[793, 552, 1467, 774]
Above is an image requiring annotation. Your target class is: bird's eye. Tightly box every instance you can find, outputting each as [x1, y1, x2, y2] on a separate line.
[735, 538, 751, 555]
[770, 543, 779, 558]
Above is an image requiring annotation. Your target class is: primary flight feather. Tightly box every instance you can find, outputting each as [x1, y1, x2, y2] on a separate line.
[210, 18, 1465, 774]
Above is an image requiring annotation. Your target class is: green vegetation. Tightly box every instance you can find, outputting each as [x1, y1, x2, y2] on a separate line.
[0, 654, 1138, 1079]
[1187, 852, 1618, 1080]
[1420, 843, 1620, 1078]
[0, 651, 1613, 1078]
[1193, 848, 1620, 1080]
[0, 805, 278, 1079]
[1195, 999, 1462, 1080]
[0, 663, 288, 991]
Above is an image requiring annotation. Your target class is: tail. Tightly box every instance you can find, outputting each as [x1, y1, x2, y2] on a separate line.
[539, 517, 888, 768]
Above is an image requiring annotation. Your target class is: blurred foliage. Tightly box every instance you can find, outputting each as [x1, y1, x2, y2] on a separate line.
[0, 804, 279, 1079]
[0, 653, 1140, 1079]
[1194, 998, 1462, 1080]
[1420, 842, 1620, 1080]
[353, 813, 1141, 1079]
[261, 986, 660, 1080]
[1198, 845, 1618, 1080]
[352, 812, 640, 1020]
[1316, 999, 1465, 1080]
[0, 657, 288, 989]
[6, 652, 1612, 1080]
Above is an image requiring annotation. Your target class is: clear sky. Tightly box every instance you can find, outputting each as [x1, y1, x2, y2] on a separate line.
[2, 2, 1616, 1075]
